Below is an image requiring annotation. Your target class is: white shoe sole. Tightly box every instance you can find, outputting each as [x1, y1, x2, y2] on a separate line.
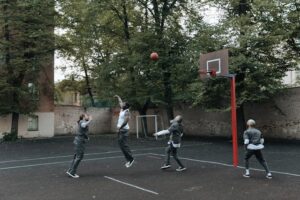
[176, 168, 186, 172]
[66, 171, 79, 178]
[161, 165, 171, 170]
[126, 160, 134, 168]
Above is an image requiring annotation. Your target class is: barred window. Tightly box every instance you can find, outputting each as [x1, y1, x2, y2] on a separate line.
[28, 83, 39, 100]
[28, 115, 39, 131]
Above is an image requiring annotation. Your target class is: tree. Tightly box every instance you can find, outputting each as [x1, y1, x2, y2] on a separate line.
[0, 0, 55, 135]
[56, 0, 101, 107]
[196, 0, 300, 132]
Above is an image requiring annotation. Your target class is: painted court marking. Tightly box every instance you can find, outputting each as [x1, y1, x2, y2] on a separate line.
[0, 143, 209, 164]
[104, 176, 159, 195]
[0, 154, 148, 171]
[149, 153, 300, 177]
[0, 150, 122, 164]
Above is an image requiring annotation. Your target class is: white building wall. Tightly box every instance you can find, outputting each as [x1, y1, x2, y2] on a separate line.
[0, 112, 54, 139]
[0, 115, 12, 138]
[18, 112, 55, 138]
[283, 71, 296, 85]
[283, 68, 300, 86]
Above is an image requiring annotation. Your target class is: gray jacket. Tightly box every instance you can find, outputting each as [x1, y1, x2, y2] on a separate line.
[243, 128, 263, 145]
[168, 121, 183, 145]
[74, 120, 90, 145]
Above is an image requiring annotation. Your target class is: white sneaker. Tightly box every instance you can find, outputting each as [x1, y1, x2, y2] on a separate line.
[125, 159, 134, 168]
[176, 167, 186, 172]
[243, 173, 250, 178]
[161, 164, 171, 170]
[266, 173, 272, 179]
[66, 171, 80, 178]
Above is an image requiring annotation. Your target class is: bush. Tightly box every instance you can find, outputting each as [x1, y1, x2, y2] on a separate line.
[3, 132, 18, 141]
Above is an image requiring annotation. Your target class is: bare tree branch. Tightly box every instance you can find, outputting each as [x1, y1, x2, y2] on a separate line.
[136, 0, 155, 17]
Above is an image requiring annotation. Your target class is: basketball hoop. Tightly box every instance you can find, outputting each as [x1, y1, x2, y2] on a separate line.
[209, 69, 217, 78]
[198, 69, 217, 79]
[198, 49, 238, 167]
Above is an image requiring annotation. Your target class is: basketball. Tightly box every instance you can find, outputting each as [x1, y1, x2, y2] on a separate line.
[150, 52, 159, 61]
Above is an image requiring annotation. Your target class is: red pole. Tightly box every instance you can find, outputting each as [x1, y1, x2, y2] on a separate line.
[230, 76, 238, 167]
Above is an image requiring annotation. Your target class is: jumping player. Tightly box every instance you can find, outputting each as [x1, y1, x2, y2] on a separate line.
[114, 95, 134, 168]
[154, 115, 186, 172]
[67, 114, 92, 178]
[243, 119, 272, 179]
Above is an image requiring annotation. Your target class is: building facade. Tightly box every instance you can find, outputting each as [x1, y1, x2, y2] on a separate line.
[0, 1, 55, 138]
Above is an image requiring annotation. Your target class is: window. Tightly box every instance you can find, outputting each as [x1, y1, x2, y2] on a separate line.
[74, 92, 78, 102]
[28, 83, 39, 100]
[28, 115, 38, 131]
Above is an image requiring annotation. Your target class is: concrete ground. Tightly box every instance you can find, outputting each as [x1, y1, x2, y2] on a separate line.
[0, 135, 299, 200]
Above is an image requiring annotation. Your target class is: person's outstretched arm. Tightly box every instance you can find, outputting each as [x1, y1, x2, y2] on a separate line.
[114, 95, 123, 108]
[153, 130, 170, 136]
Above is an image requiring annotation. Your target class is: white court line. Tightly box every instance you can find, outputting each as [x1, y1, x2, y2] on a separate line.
[0, 150, 121, 164]
[147, 155, 162, 160]
[0, 153, 148, 171]
[0, 143, 209, 164]
[104, 176, 159, 195]
[149, 153, 300, 177]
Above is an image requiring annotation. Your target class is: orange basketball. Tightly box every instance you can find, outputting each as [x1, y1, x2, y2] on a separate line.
[150, 52, 159, 61]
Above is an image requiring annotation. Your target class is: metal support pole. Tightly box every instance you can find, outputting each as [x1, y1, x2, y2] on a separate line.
[230, 76, 238, 167]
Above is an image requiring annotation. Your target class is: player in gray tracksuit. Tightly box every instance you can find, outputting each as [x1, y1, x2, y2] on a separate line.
[66, 114, 92, 178]
[243, 119, 272, 179]
[154, 115, 186, 171]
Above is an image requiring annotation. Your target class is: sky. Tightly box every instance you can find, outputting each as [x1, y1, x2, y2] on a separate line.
[54, 6, 223, 83]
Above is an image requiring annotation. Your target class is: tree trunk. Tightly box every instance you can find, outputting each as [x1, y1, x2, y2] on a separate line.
[82, 59, 95, 107]
[10, 112, 19, 135]
[137, 98, 151, 137]
[237, 103, 246, 141]
[140, 113, 148, 137]
[163, 71, 174, 121]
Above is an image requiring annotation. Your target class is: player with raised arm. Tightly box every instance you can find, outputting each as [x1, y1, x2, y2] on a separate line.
[114, 95, 134, 168]
[154, 115, 186, 172]
[67, 114, 92, 178]
[243, 119, 272, 179]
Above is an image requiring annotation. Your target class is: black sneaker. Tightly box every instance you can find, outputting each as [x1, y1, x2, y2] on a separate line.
[161, 164, 171, 170]
[176, 167, 186, 172]
[243, 173, 250, 178]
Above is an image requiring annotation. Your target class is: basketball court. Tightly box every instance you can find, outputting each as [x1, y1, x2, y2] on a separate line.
[0, 135, 299, 200]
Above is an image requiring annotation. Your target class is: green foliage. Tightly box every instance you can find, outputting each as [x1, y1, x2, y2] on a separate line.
[2, 132, 18, 141]
[195, 0, 300, 109]
[0, 0, 55, 115]
[56, 0, 299, 112]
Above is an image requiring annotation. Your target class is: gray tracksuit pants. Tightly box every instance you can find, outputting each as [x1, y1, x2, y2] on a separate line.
[245, 149, 270, 173]
[68, 139, 85, 175]
[165, 143, 184, 168]
[118, 129, 133, 162]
